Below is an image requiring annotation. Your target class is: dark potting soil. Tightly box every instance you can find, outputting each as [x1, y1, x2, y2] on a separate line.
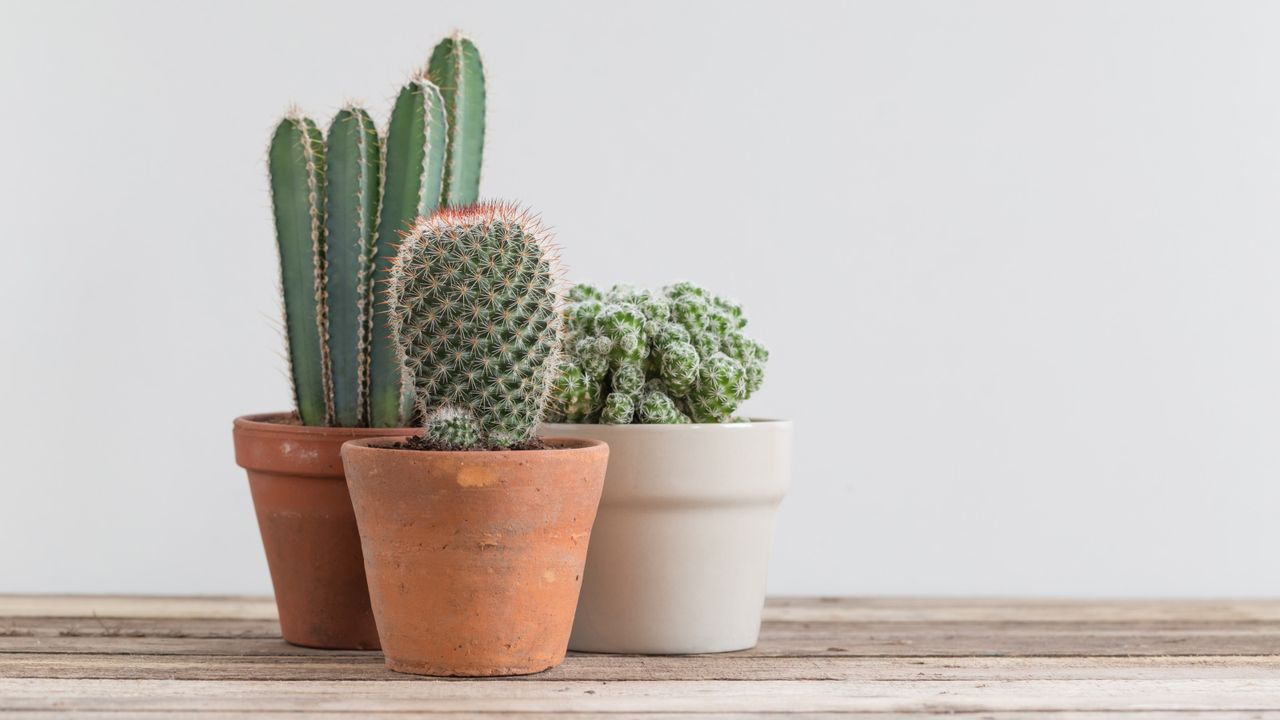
[383, 436, 554, 452]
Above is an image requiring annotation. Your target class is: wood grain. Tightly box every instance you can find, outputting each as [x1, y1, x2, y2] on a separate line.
[1, 595, 1278, 716]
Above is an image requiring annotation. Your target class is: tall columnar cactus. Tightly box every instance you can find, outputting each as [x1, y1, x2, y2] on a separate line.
[549, 283, 768, 425]
[387, 203, 563, 449]
[368, 77, 448, 427]
[268, 112, 331, 426]
[323, 106, 381, 427]
[428, 32, 485, 207]
[267, 35, 487, 428]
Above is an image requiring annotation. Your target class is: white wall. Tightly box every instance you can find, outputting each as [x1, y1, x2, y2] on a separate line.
[2, 0, 1278, 597]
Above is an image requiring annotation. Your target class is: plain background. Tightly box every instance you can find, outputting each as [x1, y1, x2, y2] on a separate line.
[2, 0, 1278, 597]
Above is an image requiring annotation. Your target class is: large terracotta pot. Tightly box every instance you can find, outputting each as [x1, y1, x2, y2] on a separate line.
[341, 437, 608, 676]
[541, 420, 791, 654]
[232, 412, 417, 650]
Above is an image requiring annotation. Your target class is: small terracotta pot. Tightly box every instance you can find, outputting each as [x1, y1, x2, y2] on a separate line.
[341, 437, 608, 677]
[232, 412, 417, 650]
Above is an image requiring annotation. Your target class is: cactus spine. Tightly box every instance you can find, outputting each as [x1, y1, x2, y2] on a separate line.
[268, 113, 331, 426]
[428, 32, 486, 207]
[388, 203, 563, 449]
[368, 78, 448, 427]
[323, 107, 381, 427]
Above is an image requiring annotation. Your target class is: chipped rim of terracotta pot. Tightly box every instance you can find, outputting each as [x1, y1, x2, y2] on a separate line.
[233, 412, 423, 476]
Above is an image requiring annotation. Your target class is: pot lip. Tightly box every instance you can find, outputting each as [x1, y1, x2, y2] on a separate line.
[542, 417, 792, 432]
[233, 411, 418, 439]
[341, 436, 607, 457]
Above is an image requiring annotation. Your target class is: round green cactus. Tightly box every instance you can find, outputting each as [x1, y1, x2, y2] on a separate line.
[388, 202, 562, 448]
[424, 408, 481, 449]
[638, 388, 689, 424]
[548, 361, 601, 423]
[600, 392, 635, 424]
[550, 282, 767, 425]
[612, 363, 645, 397]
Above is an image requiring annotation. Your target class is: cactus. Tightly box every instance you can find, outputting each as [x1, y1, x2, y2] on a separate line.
[423, 407, 481, 449]
[266, 36, 487, 428]
[387, 203, 563, 449]
[268, 112, 331, 426]
[550, 283, 767, 424]
[368, 77, 448, 427]
[323, 106, 381, 427]
[428, 32, 485, 207]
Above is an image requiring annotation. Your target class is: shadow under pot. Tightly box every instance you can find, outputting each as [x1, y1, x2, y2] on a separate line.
[341, 437, 608, 677]
[231, 413, 417, 650]
[540, 419, 792, 654]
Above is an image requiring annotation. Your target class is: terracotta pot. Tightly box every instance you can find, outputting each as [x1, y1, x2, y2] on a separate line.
[341, 437, 608, 676]
[541, 420, 791, 654]
[232, 412, 417, 650]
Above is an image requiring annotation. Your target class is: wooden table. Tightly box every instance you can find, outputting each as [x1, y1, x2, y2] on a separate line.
[1, 595, 1279, 717]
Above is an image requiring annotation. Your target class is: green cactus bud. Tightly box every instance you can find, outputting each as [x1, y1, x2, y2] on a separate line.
[686, 352, 747, 423]
[598, 304, 646, 367]
[566, 299, 605, 335]
[550, 361, 601, 422]
[568, 283, 604, 302]
[574, 335, 611, 378]
[424, 408, 481, 449]
[712, 296, 747, 331]
[657, 340, 700, 396]
[600, 392, 635, 425]
[665, 281, 711, 301]
[638, 388, 687, 424]
[612, 363, 645, 396]
[723, 331, 769, 396]
[637, 295, 671, 324]
[388, 203, 562, 448]
[653, 321, 690, 347]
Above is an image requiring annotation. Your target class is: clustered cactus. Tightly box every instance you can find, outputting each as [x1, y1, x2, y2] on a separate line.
[269, 33, 485, 427]
[548, 283, 768, 424]
[388, 203, 563, 449]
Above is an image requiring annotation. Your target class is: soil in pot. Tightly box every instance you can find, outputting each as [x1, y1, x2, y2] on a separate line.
[232, 412, 418, 650]
[341, 436, 608, 676]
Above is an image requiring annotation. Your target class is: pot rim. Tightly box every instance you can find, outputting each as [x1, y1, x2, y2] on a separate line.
[234, 412, 419, 439]
[341, 436, 607, 458]
[542, 417, 792, 432]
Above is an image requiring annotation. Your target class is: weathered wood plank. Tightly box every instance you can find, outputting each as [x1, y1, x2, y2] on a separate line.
[3, 677, 1280, 713]
[2, 715, 1279, 720]
[7, 707, 1280, 712]
[764, 597, 1280, 623]
[3, 654, 1280, 683]
[5, 595, 1279, 624]
[0, 595, 278, 620]
[3, 621, 1278, 657]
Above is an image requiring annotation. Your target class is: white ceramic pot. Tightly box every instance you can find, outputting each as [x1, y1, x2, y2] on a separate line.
[539, 420, 792, 654]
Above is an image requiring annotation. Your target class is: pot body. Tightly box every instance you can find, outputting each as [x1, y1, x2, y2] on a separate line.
[232, 412, 417, 650]
[341, 438, 608, 676]
[540, 420, 792, 654]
